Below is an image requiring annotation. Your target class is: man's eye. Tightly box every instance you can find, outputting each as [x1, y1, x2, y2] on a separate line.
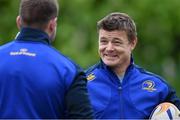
[100, 40, 107, 43]
[115, 41, 120, 44]
[114, 41, 122, 45]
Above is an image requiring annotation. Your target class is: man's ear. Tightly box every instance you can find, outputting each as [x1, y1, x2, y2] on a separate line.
[47, 17, 57, 33]
[130, 37, 138, 51]
[16, 16, 22, 30]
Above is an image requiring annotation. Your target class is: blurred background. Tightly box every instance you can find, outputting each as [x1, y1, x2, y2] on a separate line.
[0, 0, 180, 96]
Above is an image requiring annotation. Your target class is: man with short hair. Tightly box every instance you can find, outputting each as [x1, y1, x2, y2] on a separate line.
[0, 0, 93, 119]
[86, 12, 180, 119]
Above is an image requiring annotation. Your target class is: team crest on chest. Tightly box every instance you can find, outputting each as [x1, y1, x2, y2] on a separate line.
[142, 80, 156, 92]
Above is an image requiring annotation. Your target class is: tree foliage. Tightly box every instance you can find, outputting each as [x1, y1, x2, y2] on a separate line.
[0, 0, 180, 95]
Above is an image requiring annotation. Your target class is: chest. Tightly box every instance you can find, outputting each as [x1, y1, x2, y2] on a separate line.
[87, 71, 166, 119]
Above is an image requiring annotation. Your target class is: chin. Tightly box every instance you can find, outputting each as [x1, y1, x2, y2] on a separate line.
[103, 60, 117, 67]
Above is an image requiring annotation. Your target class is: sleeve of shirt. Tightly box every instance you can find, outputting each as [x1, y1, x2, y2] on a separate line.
[165, 84, 180, 110]
[64, 68, 94, 119]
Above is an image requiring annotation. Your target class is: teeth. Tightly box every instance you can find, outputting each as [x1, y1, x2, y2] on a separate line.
[105, 54, 116, 58]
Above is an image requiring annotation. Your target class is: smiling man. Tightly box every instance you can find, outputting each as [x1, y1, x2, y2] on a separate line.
[86, 12, 180, 119]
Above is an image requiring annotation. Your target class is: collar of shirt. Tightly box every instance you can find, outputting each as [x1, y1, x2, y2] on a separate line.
[117, 74, 124, 83]
[15, 27, 50, 45]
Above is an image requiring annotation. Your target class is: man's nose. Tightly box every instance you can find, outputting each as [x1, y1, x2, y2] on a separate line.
[106, 42, 114, 51]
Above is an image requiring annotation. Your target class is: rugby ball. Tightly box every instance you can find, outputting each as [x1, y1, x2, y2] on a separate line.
[150, 102, 180, 120]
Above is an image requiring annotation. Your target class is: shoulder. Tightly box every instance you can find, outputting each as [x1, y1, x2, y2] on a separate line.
[47, 47, 84, 89]
[85, 62, 101, 74]
[85, 62, 103, 80]
[133, 64, 170, 89]
[47, 46, 79, 68]
[134, 64, 166, 81]
[85, 62, 112, 83]
[0, 41, 14, 50]
[133, 65, 180, 110]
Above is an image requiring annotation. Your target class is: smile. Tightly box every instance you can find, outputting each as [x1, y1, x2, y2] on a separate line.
[104, 54, 118, 58]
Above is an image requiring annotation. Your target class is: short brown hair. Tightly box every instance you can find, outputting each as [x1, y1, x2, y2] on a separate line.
[19, 0, 59, 28]
[97, 12, 137, 41]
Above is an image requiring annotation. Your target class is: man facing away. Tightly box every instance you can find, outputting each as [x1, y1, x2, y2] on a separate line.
[86, 12, 180, 119]
[0, 0, 93, 119]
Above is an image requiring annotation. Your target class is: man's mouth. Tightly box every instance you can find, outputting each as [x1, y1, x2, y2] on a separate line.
[104, 54, 118, 58]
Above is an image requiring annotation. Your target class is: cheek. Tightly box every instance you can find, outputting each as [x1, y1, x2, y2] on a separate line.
[115, 46, 126, 53]
[98, 48, 103, 56]
[98, 45, 105, 52]
[98, 47, 106, 57]
[121, 45, 132, 53]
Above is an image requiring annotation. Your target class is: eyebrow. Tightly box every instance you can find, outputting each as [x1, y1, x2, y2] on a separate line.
[99, 37, 109, 42]
[100, 37, 107, 40]
[112, 37, 123, 41]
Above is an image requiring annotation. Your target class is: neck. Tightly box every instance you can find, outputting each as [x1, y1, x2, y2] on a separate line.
[112, 65, 127, 76]
[112, 59, 131, 76]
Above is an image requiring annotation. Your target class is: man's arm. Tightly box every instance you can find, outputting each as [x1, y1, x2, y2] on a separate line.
[65, 69, 94, 119]
[165, 84, 180, 110]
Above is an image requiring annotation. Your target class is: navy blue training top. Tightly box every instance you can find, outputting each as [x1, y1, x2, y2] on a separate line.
[86, 59, 180, 119]
[0, 27, 93, 119]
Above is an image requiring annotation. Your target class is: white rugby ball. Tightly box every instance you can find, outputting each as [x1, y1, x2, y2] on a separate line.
[150, 102, 180, 120]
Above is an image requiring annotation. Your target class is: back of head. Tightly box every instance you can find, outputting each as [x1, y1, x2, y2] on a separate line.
[97, 12, 137, 42]
[19, 0, 59, 29]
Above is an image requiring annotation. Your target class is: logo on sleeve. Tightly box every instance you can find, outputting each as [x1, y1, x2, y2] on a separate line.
[142, 80, 156, 92]
[87, 73, 96, 81]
